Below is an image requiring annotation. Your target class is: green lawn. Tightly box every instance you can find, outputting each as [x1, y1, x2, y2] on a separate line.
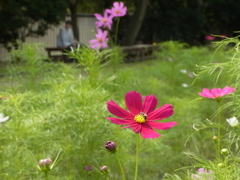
[0, 42, 237, 180]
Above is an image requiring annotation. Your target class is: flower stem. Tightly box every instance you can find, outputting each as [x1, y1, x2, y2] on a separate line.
[134, 133, 140, 180]
[114, 17, 120, 45]
[45, 171, 48, 180]
[217, 100, 221, 159]
[115, 154, 126, 180]
[106, 174, 110, 180]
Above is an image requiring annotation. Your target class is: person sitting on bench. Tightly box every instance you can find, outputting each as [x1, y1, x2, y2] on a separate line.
[57, 20, 78, 50]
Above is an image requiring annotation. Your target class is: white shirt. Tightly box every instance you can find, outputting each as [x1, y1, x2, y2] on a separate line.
[57, 27, 74, 47]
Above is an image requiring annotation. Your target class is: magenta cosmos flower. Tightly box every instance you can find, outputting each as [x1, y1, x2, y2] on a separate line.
[205, 35, 216, 40]
[106, 2, 127, 17]
[89, 29, 108, 49]
[198, 86, 235, 99]
[94, 10, 113, 30]
[106, 91, 177, 139]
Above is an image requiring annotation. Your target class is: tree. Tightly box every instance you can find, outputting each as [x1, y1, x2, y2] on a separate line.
[123, 0, 149, 45]
[0, 0, 68, 50]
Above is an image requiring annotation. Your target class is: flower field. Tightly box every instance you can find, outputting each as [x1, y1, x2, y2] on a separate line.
[1, 37, 240, 180]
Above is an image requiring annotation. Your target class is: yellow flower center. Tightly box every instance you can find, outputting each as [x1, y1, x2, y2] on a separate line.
[134, 112, 147, 123]
[98, 38, 102, 42]
[115, 10, 120, 14]
[103, 19, 107, 23]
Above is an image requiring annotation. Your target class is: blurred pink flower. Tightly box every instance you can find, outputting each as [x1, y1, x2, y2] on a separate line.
[220, 34, 226, 39]
[89, 29, 108, 49]
[205, 35, 216, 40]
[191, 168, 214, 179]
[94, 10, 113, 30]
[106, 91, 177, 139]
[198, 86, 235, 99]
[106, 2, 127, 17]
[85, 165, 92, 171]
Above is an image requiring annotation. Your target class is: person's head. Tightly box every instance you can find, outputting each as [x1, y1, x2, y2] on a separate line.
[65, 20, 72, 29]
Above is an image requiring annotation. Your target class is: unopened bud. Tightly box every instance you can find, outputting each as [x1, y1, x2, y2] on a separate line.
[221, 148, 229, 155]
[100, 166, 108, 172]
[38, 158, 52, 172]
[212, 135, 217, 142]
[105, 141, 117, 153]
[218, 163, 224, 167]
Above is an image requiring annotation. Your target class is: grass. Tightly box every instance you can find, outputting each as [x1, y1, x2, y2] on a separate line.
[0, 41, 237, 179]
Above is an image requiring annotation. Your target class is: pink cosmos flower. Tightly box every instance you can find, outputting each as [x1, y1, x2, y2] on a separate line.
[220, 34, 226, 39]
[84, 165, 93, 171]
[89, 29, 108, 49]
[191, 168, 214, 179]
[198, 86, 235, 99]
[205, 35, 216, 40]
[106, 2, 127, 17]
[94, 10, 113, 30]
[106, 91, 177, 139]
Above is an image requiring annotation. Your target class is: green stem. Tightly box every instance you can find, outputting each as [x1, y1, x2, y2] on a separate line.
[114, 17, 120, 45]
[106, 174, 110, 180]
[115, 154, 126, 180]
[134, 133, 140, 180]
[45, 171, 48, 180]
[217, 100, 221, 159]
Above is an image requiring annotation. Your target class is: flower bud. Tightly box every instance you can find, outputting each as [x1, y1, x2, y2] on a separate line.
[105, 141, 117, 153]
[38, 158, 52, 172]
[221, 148, 229, 155]
[212, 135, 217, 142]
[100, 165, 108, 172]
[218, 163, 224, 167]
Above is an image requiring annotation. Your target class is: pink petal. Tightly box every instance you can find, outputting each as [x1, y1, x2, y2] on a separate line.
[94, 13, 103, 20]
[148, 104, 174, 120]
[147, 121, 177, 130]
[119, 2, 124, 8]
[199, 88, 214, 98]
[89, 39, 98, 44]
[125, 91, 142, 115]
[142, 95, 158, 114]
[106, 117, 132, 125]
[140, 123, 161, 139]
[220, 86, 235, 96]
[113, 2, 120, 8]
[125, 122, 142, 133]
[107, 100, 134, 119]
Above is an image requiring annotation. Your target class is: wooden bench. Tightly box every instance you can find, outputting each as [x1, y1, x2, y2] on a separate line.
[45, 44, 159, 62]
[121, 44, 159, 62]
[45, 47, 68, 61]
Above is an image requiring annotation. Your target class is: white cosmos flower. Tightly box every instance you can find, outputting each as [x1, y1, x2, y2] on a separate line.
[226, 117, 239, 127]
[0, 113, 9, 123]
[0, 113, 9, 124]
[182, 83, 188, 88]
[180, 69, 187, 74]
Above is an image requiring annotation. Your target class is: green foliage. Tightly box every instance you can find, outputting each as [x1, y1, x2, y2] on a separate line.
[141, 0, 240, 45]
[0, 0, 67, 49]
[66, 45, 113, 86]
[0, 41, 235, 179]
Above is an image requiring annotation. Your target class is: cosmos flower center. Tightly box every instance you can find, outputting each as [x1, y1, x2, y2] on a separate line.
[98, 38, 103, 42]
[134, 112, 147, 123]
[115, 10, 120, 14]
[103, 19, 107, 23]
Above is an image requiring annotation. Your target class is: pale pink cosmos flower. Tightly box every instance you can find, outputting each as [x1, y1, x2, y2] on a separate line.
[94, 10, 113, 30]
[205, 35, 216, 40]
[106, 2, 127, 17]
[191, 168, 214, 179]
[106, 91, 177, 139]
[198, 86, 235, 99]
[89, 29, 108, 49]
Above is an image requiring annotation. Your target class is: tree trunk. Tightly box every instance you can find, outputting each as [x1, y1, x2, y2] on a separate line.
[69, 0, 79, 41]
[123, 0, 149, 45]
